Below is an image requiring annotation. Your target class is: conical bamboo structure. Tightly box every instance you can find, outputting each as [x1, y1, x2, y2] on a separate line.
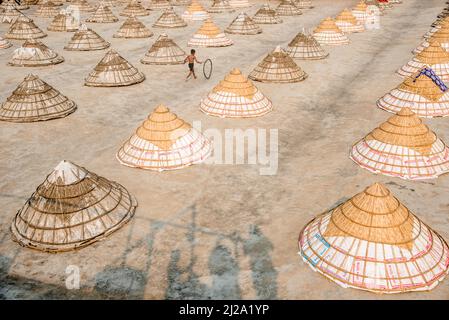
[415, 28, 449, 55]
[286, 31, 328, 60]
[0, 0, 29, 11]
[229, 0, 251, 8]
[8, 39, 64, 66]
[140, 33, 185, 65]
[5, 15, 47, 40]
[47, 9, 79, 32]
[313, 17, 349, 46]
[64, 24, 110, 51]
[182, 0, 209, 21]
[377, 67, 449, 118]
[351, 108, 449, 180]
[295, 0, 313, 9]
[207, 0, 234, 13]
[98, 0, 119, 7]
[120, 0, 149, 16]
[85, 49, 145, 87]
[276, 0, 301, 16]
[85, 3, 119, 23]
[252, 4, 282, 24]
[0, 74, 76, 122]
[34, 1, 59, 18]
[24, 0, 40, 4]
[116, 105, 212, 171]
[200, 68, 273, 118]
[148, 0, 171, 10]
[225, 12, 261, 35]
[425, 17, 449, 41]
[11, 160, 137, 252]
[188, 18, 233, 47]
[113, 15, 153, 38]
[299, 182, 449, 294]
[398, 40, 449, 81]
[71, 0, 94, 12]
[0, 36, 13, 49]
[249, 45, 307, 83]
[153, 7, 187, 28]
[0, 5, 23, 24]
[352, 0, 368, 22]
[335, 8, 365, 33]
[170, 0, 190, 5]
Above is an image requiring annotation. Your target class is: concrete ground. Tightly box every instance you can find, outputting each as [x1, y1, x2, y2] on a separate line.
[1, 0, 449, 299]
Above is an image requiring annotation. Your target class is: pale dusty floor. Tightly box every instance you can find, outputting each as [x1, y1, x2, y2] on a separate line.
[1, 0, 449, 300]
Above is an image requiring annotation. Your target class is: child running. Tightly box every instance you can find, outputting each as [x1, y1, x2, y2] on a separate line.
[184, 49, 202, 81]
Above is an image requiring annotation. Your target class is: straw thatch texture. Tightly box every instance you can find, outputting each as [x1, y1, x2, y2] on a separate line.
[295, 0, 313, 9]
[352, 0, 368, 22]
[47, 10, 79, 32]
[0, 36, 13, 49]
[252, 4, 282, 24]
[248, 46, 307, 83]
[148, 0, 171, 10]
[335, 8, 365, 33]
[299, 182, 449, 294]
[351, 108, 449, 180]
[8, 39, 64, 66]
[207, 0, 234, 13]
[85, 49, 145, 87]
[11, 160, 136, 252]
[182, 0, 209, 21]
[5, 15, 47, 39]
[200, 68, 273, 118]
[225, 12, 261, 35]
[286, 32, 328, 60]
[113, 15, 153, 38]
[313, 17, 349, 46]
[377, 67, 449, 118]
[0, 74, 76, 122]
[398, 40, 449, 80]
[140, 33, 185, 65]
[0, 5, 23, 24]
[153, 7, 187, 28]
[34, 1, 59, 18]
[228, 0, 251, 8]
[71, 0, 94, 12]
[85, 4, 119, 22]
[188, 18, 233, 47]
[116, 105, 211, 171]
[120, 0, 149, 16]
[64, 24, 110, 51]
[276, 0, 301, 16]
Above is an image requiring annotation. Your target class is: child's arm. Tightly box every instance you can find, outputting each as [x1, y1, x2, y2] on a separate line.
[184, 56, 188, 64]
[195, 57, 202, 64]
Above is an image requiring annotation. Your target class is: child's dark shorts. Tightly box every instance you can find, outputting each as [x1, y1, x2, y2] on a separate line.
[188, 63, 194, 71]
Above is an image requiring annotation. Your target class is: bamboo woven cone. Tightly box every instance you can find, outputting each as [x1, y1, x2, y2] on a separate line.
[98, 0, 119, 7]
[425, 17, 449, 41]
[0, 5, 23, 24]
[47, 9, 79, 32]
[116, 105, 211, 171]
[188, 18, 233, 47]
[427, 17, 449, 36]
[0, 0, 29, 11]
[249, 45, 307, 83]
[299, 182, 449, 294]
[398, 40, 449, 81]
[170, 0, 191, 5]
[352, 0, 368, 22]
[140, 33, 185, 65]
[0, 74, 76, 122]
[153, 7, 186, 28]
[85, 49, 145, 87]
[24, 0, 39, 4]
[225, 12, 261, 35]
[34, 1, 59, 18]
[113, 15, 153, 38]
[8, 39, 64, 66]
[415, 28, 449, 55]
[148, 0, 171, 10]
[377, 67, 449, 118]
[64, 24, 110, 51]
[0, 36, 13, 49]
[120, 0, 149, 16]
[208, 0, 234, 13]
[86, 3, 119, 23]
[252, 4, 282, 24]
[351, 108, 449, 180]
[275, 0, 301, 16]
[286, 31, 328, 60]
[71, 0, 95, 12]
[200, 68, 273, 118]
[295, 0, 313, 9]
[11, 160, 137, 252]
[5, 16, 47, 40]
[229, 0, 251, 8]
[335, 8, 365, 33]
[182, 0, 209, 21]
[313, 17, 349, 46]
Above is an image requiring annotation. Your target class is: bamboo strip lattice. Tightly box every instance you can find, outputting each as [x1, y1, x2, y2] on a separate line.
[252, 4, 282, 24]
[153, 7, 187, 28]
[228, 0, 251, 8]
[207, 0, 234, 13]
[64, 24, 110, 51]
[335, 8, 365, 33]
[140, 33, 185, 65]
[414, 29, 449, 55]
[120, 0, 149, 16]
[188, 18, 233, 47]
[286, 31, 328, 60]
[85, 4, 119, 23]
[8, 39, 64, 66]
[113, 15, 153, 38]
[47, 9, 79, 32]
[34, 1, 59, 18]
[5, 15, 47, 40]
[225, 12, 261, 35]
[276, 0, 301, 16]
[313, 17, 349, 46]
[182, 0, 209, 21]
[0, 36, 13, 49]
[71, 0, 95, 12]
[0, 5, 23, 24]
[352, 0, 368, 22]
[295, 0, 313, 9]
[148, 0, 171, 10]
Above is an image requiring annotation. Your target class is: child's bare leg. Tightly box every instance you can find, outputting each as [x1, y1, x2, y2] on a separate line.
[193, 70, 197, 79]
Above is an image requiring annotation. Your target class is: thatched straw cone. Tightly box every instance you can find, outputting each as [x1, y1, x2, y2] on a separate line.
[5, 16, 47, 40]
[313, 17, 349, 46]
[200, 68, 273, 118]
[120, 0, 149, 17]
[225, 12, 262, 35]
[207, 0, 234, 13]
[335, 8, 365, 33]
[85, 49, 145, 87]
[11, 160, 136, 252]
[286, 32, 328, 60]
[140, 33, 185, 65]
[377, 66, 449, 118]
[116, 105, 212, 171]
[252, 4, 282, 24]
[299, 182, 449, 293]
[34, 1, 60, 18]
[64, 24, 110, 51]
[113, 15, 153, 38]
[47, 9, 79, 32]
[276, 0, 301, 16]
[249, 45, 307, 83]
[0, 74, 76, 122]
[229, 0, 251, 8]
[85, 4, 119, 23]
[188, 18, 233, 47]
[8, 39, 64, 66]
[153, 7, 187, 28]
[182, 0, 209, 21]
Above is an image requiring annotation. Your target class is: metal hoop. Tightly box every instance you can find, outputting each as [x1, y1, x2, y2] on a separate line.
[203, 59, 213, 79]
